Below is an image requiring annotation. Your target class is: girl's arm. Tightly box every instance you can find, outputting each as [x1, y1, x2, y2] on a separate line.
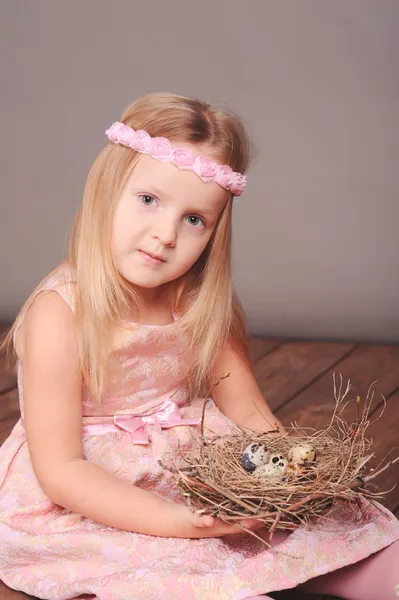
[18, 292, 174, 535]
[211, 339, 288, 434]
[18, 292, 259, 538]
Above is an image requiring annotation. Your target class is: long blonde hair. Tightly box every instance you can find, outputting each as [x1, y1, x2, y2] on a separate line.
[3, 92, 254, 401]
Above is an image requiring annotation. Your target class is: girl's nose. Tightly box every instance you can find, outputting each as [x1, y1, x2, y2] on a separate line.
[152, 218, 177, 247]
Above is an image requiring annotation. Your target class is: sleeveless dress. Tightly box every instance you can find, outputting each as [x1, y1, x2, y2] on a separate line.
[0, 266, 398, 600]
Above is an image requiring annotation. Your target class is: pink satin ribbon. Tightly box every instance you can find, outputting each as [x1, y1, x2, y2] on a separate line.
[81, 398, 201, 445]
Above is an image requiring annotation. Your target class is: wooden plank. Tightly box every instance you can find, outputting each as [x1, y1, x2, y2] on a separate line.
[275, 345, 399, 430]
[357, 391, 399, 512]
[0, 324, 17, 394]
[249, 337, 282, 364]
[254, 341, 355, 413]
[0, 388, 20, 446]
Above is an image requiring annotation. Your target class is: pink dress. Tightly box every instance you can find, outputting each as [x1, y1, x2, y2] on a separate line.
[0, 266, 398, 600]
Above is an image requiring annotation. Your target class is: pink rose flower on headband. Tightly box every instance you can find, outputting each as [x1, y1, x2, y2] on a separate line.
[150, 137, 173, 160]
[172, 147, 195, 167]
[105, 122, 123, 143]
[197, 156, 217, 179]
[231, 172, 247, 195]
[215, 165, 234, 189]
[131, 130, 151, 153]
[117, 125, 135, 147]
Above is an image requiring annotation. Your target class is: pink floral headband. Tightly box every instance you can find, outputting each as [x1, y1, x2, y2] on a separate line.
[105, 121, 247, 196]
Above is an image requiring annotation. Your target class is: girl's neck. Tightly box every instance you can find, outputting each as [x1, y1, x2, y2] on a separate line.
[122, 285, 173, 325]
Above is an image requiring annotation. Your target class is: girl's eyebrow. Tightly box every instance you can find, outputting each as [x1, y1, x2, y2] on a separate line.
[146, 186, 170, 200]
[130, 184, 169, 199]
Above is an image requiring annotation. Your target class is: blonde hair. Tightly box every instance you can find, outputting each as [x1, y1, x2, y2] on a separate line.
[3, 92, 254, 401]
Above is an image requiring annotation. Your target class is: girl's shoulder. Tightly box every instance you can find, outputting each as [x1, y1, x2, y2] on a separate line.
[14, 263, 77, 345]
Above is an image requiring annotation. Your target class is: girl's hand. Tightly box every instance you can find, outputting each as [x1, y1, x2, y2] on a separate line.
[170, 503, 264, 539]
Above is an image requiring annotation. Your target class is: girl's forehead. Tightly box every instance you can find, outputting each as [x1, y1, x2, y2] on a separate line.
[128, 153, 228, 212]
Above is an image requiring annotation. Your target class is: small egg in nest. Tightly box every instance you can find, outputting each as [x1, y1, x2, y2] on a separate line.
[242, 443, 270, 473]
[288, 444, 317, 465]
[285, 463, 304, 477]
[268, 454, 288, 473]
[253, 462, 284, 480]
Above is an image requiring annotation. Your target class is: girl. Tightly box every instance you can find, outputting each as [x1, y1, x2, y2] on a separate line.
[0, 92, 398, 600]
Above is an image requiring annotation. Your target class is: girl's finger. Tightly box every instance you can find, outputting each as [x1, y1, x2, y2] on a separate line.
[194, 512, 214, 528]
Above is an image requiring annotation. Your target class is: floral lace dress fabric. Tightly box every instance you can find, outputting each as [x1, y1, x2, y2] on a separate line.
[0, 267, 398, 600]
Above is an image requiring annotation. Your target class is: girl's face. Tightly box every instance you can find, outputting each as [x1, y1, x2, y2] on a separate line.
[113, 147, 228, 301]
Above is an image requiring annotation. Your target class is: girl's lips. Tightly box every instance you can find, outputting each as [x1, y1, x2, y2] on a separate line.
[138, 250, 165, 265]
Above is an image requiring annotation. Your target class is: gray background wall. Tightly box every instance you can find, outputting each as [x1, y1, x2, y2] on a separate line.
[1, 0, 398, 343]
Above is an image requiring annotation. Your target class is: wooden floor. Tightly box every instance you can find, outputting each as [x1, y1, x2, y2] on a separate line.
[0, 323, 398, 600]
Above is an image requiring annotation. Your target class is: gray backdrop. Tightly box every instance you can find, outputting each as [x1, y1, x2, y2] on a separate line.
[1, 0, 398, 343]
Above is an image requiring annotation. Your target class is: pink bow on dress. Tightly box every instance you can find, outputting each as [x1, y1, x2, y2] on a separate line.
[81, 398, 201, 445]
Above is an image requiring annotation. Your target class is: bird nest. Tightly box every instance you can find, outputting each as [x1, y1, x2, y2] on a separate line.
[160, 373, 398, 547]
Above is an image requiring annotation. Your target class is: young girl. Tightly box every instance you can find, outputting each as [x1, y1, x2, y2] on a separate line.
[0, 92, 398, 600]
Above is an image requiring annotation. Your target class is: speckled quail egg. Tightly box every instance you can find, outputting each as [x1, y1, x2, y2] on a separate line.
[253, 463, 284, 480]
[287, 444, 316, 465]
[285, 463, 303, 477]
[268, 454, 288, 474]
[241, 443, 270, 473]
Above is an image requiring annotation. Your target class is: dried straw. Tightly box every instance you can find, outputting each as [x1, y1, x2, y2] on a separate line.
[160, 373, 399, 546]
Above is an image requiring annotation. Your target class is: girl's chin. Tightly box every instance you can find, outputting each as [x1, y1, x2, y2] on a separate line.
[120, 277, 169, 297]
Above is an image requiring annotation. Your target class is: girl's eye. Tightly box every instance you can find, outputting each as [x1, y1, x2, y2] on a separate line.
[186, 215, 205, 228]
[140, 194, 157, 206]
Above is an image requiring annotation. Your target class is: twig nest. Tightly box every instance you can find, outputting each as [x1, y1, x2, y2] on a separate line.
[242, 442, 270, 472]
[288, 444, 316, 465]
[164, 374, 397, 540]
